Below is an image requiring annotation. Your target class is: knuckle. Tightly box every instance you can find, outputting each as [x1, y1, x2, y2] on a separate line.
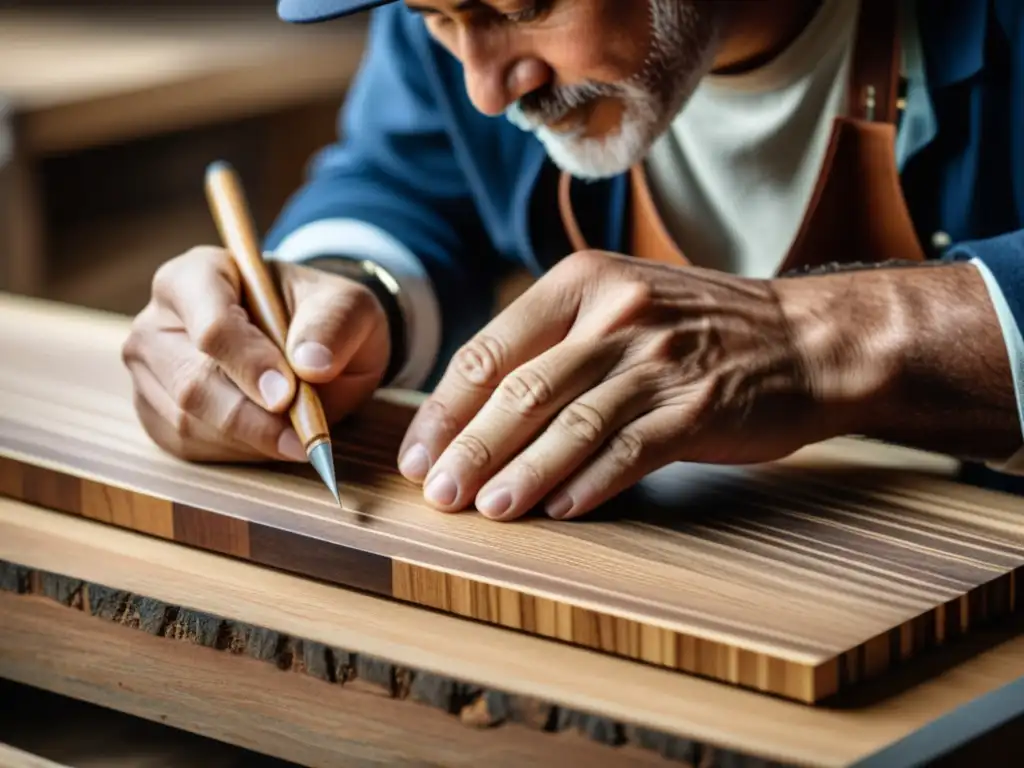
[512, 455, 545, 489]
[169, 410, 192, 440]
[134, 394, 184, 456]
[152, 251, 194, 294]
[150, 259, 179, 296]
[183, 244, 228, 266]
[216, 393, 248, 437]
[416, 397, 460, 440]
[121, 304, 159, 366]
[556, 402, 606, 445]
[451, 334, 507, 388]
[493, 366, 553, 416]
[604, 280, 653, 328]
[562, 249, 603, 275]
[450, 433, 493, 471]
[621, 279, 654, 310]
[194, 305, 246, 359]
[151, 246, 228, 298]
[608, 429, 645, 468]
[120, 330, 141, 367]
[171, 357, 217, 415]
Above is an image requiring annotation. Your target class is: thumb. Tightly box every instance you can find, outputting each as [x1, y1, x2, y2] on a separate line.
[283, 268, 380, 384]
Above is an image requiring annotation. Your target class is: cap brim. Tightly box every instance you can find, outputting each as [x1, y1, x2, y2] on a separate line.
[277, 0, 395, 23]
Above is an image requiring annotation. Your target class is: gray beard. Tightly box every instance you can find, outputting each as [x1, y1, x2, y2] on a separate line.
[506, 0, 722, 180]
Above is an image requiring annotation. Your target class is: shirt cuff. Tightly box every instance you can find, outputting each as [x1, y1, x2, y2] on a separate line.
[268, 218, 442, 391]
[970, 257, 1024, 475]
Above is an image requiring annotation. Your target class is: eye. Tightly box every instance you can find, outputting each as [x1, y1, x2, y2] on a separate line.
[503, 5, 539, 22]
[501, 0, 550, 24]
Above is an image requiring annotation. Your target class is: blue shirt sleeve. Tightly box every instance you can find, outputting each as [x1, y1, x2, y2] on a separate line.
[263, 5, 500, 387]
[947, 231, 1024, 473]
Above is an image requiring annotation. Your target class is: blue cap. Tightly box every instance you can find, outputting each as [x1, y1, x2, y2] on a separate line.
[278, 0, 395, 23]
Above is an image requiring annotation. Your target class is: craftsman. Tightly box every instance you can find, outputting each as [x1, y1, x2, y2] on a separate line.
[122, 0, 1024, 522]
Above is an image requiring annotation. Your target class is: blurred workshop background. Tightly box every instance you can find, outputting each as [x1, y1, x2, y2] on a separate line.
[0, 0, 370, 316]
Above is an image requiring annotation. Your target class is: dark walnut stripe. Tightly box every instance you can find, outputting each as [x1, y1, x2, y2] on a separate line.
[248, 522, 392, 596]
[0, 559, 770, 768]
[0, 457, 393, 598]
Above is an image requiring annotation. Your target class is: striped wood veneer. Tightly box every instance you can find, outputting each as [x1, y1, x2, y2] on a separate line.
[2, 293, 1023, 704]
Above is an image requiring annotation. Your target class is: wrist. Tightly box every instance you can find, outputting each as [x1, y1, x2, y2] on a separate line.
[771, 266, 911, 441]
[775, 260, 1020, 459]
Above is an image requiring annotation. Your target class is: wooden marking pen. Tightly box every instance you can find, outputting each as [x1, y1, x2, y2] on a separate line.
[203, 160, 341, 507]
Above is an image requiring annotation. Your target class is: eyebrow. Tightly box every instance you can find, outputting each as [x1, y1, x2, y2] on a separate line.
[405, 0, 484, 14]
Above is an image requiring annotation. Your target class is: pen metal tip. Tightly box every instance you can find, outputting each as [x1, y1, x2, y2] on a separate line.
[308, 441, 342, 507]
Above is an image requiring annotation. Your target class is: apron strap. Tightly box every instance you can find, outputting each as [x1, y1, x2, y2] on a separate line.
[847, 0, 903, 122]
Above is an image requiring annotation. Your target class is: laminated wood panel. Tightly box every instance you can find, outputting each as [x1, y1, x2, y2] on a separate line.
[2, 294, 1023, 704]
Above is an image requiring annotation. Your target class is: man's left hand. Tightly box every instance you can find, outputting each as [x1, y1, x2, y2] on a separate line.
[395, 250, 877, 521]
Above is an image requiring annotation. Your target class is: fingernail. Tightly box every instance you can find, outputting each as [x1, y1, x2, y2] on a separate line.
[294, 341, 333, 371]
[424, 472, 458, 507]
[259, 370, 291, 409]
[277, 428, 307, 462]
[545, 492, 573, 520]
[398, 444, 431, 481]
[477, 487, 512, 519]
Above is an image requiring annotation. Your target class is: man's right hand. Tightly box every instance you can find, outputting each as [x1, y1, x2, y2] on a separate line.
[122, 246, 391, 463]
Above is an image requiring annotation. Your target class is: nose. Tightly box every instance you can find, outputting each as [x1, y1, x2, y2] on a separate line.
[463, 54, 551, 117]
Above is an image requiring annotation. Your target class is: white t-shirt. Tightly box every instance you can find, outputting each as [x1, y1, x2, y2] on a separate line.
[642, 0, 860, 278]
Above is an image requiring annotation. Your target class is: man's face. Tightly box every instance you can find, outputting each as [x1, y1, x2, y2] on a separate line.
[408, 0, 723, 179]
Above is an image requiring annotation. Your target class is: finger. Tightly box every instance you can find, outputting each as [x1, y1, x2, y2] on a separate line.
[318, 369, 390, 424]
[398, 275, 583, 482]
[282, 265, 385, 384]
[419, 339, 621, 512]
[132, 386, 264, 463]
[153, 247, 296, 414]
[542, 409, 683, 521]
[126, 330, 302, 461]
[129, 356, 262, 461]
[472, 369, 657, 521]
[129, 355, 304, 462]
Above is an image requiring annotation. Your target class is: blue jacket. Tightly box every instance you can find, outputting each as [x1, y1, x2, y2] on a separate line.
[265, 0, 1024, 492]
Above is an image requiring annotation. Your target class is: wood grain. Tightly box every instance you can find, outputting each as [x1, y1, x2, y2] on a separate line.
[2, 294, 1023, 704]
[6, 501, 1024, 768]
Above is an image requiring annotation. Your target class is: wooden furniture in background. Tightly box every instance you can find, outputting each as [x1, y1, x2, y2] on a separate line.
[3, 292, 1024, 707]
[0, 6, 366, 306]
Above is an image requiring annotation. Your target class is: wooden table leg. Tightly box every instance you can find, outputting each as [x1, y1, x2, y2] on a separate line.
[0, 98, 46, 297]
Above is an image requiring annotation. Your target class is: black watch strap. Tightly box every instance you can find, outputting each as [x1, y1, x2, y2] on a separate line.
[302, 255, 407, 387]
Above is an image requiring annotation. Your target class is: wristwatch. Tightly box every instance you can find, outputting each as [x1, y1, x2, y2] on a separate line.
[302, 255, 407, 387]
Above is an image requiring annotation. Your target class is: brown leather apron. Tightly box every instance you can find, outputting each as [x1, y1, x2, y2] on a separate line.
[557, 0, 927, 272]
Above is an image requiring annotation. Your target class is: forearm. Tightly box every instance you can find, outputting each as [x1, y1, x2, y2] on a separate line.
[776, 261, 1023, 461]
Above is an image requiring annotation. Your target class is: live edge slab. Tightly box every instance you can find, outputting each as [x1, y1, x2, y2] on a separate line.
[2, 292, 1024, 705]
